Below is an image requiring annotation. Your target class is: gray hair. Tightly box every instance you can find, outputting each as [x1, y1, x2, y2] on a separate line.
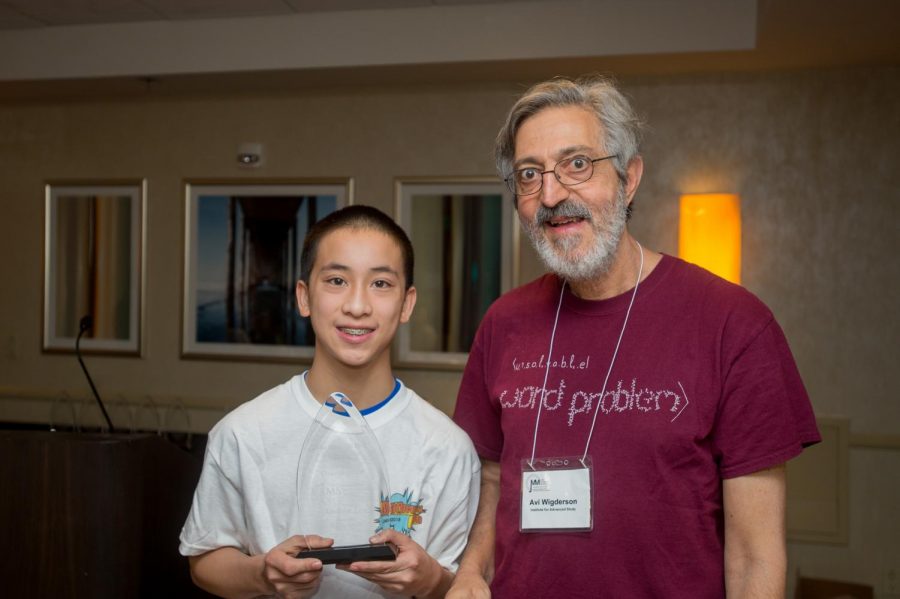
[495, 75, 644, 186]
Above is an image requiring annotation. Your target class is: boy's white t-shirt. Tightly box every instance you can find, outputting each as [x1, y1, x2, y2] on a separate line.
[179, 374, 481, 598]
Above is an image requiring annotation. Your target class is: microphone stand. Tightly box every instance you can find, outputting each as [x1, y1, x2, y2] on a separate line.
[75, 316, 115, 433]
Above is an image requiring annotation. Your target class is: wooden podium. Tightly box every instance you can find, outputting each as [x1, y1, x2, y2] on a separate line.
[0, 430, 213, 598]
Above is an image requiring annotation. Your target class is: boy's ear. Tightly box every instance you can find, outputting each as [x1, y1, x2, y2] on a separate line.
[296, 280, 311, 317]
[399, 286, 417, 324]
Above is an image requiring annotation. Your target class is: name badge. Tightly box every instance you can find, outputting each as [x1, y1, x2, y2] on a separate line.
[520, 456, 593, 532]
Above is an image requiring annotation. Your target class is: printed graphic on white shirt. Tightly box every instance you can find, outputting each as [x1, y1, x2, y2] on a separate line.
[375, 488, 426, 536]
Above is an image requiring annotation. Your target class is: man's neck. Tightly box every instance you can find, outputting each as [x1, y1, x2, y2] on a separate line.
[305, 358, 396, 411]
[567, 232, 660, 300]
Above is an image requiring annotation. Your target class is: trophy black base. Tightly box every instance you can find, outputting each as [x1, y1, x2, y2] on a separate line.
[297, 542, 397, 565]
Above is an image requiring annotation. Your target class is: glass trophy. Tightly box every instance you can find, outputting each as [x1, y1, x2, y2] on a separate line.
[295, 393, 392, 546]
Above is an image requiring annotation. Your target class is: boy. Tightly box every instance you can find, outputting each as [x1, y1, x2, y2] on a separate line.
[180, 205, 481, 598]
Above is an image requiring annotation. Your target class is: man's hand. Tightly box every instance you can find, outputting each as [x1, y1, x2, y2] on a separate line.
[445, 567, 491, 599]
[339, 529, 451, 598]
[263, 534, 334, 599]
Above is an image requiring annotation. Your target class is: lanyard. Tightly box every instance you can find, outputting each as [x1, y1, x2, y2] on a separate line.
[528, 242, 644, 465]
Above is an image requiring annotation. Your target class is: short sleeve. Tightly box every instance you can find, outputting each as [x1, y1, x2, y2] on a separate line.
[453, 314, 503, 461]
[713, 318, 821, 479]
[423, 444, 481, 572]
[178, 431, 249, 556]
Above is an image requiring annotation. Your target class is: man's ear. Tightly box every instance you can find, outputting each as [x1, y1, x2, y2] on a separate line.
[296, 280, 311, 317]
[624, 155, 644, 205]
[399, 286, 417, 324]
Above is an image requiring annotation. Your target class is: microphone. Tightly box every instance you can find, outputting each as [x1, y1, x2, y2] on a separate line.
[75, 315, 115, 433]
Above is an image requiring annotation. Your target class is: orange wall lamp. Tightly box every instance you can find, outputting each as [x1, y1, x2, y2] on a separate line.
[678, 193, 741, 284]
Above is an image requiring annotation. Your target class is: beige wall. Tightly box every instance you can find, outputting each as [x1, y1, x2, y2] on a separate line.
[1, 66, 898, 591]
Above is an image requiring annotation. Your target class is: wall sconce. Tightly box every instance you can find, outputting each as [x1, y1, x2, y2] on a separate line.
[679, 193, 741, 284]
[237, 142, 264, 168]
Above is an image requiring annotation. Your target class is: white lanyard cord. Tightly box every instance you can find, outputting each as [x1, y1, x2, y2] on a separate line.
[527, 241, 644, 466]
[528, 280, 567, 466]
[581, 242, 643, 460]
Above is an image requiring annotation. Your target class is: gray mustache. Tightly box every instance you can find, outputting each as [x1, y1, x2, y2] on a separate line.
[534, 201, 592, 224]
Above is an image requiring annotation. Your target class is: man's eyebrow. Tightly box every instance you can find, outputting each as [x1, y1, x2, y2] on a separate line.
[512, 145, 595, 170]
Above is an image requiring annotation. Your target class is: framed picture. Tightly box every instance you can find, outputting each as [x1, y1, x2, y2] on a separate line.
[394, 177, 518, 369]
[43, 180, 146, 354]
[182, 179, 353, 361]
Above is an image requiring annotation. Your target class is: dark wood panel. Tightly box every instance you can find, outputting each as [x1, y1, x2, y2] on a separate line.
[0, 431, 213, 598]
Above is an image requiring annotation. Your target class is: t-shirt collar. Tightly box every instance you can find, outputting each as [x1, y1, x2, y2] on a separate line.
[560, 253, 673, 316]
[290, 371, 409, 429]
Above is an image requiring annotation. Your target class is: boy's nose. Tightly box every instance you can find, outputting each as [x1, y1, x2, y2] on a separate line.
[343, 287, 372, 316]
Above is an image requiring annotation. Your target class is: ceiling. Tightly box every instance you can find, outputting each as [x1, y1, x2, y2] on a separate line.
[0, 0, 897, 101]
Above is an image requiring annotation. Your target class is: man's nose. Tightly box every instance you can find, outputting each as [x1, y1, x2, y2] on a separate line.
[540, 170, 567, 208]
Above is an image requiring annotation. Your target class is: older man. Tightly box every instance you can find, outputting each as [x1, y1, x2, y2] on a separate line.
[448, 76, 820, 598]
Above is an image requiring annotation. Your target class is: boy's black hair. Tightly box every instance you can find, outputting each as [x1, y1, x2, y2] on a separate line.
[300, 205, 414, 289]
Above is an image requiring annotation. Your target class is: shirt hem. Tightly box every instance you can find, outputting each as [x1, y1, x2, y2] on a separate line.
[721, 442, 807, 479]
[472, 441, 501, 463]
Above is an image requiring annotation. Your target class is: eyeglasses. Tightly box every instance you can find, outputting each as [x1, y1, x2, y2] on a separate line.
[505, 154, 617, 196]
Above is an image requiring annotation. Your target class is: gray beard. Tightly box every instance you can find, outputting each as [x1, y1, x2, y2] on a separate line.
[523, 186, 628, 282]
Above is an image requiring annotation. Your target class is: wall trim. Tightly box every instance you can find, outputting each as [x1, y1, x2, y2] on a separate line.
[0, 390, 227, 435]
[848, 432, 900, 451]
[2, 391, 900, 446]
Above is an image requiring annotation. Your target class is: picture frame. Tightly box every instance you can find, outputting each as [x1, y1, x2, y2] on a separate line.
[42, 180, 146, 355]
[182, 179, 353, 361]
[394, 177, 518, 369]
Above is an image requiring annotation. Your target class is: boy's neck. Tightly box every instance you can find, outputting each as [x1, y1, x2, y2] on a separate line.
[305, 360, 396, 410]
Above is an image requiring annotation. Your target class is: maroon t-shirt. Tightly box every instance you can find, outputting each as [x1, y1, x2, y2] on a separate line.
[454, 254, 820, 599]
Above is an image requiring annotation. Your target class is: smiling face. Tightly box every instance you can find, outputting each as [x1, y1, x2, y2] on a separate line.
[296, 227, 416, 373]
[513, 105, 642, 281]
